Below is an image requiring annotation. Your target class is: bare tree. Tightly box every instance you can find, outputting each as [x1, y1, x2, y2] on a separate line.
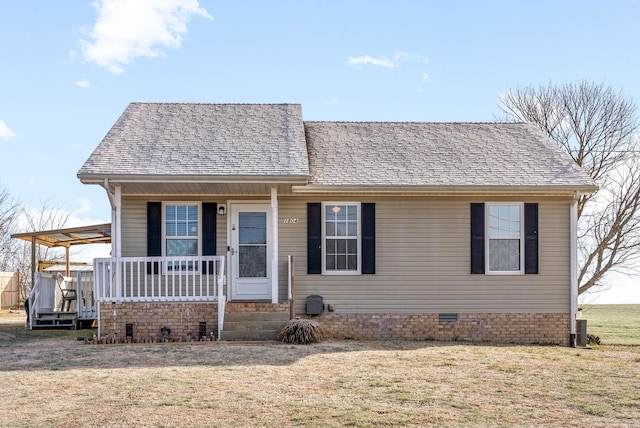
[0, 183, 20, 272]
[499, 81, 640, 295]
[14, 199, 70, 300]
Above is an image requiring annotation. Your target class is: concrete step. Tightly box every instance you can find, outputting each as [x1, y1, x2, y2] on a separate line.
[221, 329, 281, 341]
[223, 320, 287, 332]
[221, 309, 289, 341]
[224, 311, 289, 322]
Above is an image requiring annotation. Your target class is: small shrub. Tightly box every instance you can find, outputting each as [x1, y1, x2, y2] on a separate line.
[277, 318, 324, 344]
[587, 334, 601, 345]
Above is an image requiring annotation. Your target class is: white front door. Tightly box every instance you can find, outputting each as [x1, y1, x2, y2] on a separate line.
[229, 203, 272, 300]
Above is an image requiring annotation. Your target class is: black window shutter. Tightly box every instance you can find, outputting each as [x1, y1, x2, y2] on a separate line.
[202, 203, 217, 274]
[524, 203, 539, 274]
[307, 203, 322, 274]
[147, 202, 162, 274]
[202, 203, 217, 255]
[361, 203, 376, 274]
[470, 203, 485, 274]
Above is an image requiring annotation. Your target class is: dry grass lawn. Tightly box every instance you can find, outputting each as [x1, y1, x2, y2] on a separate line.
[0, 310, 639, 427]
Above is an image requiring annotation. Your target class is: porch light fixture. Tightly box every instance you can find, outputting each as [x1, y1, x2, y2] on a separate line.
[332, 205, 341, 214]
[218, 204, 226, 216]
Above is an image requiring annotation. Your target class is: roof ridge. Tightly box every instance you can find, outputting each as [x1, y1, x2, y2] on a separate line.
[304, 120, 528, 125]
[129, 102, 302, 106]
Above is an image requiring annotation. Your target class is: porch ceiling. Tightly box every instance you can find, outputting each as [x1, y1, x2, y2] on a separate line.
[101, 181, 298, 196]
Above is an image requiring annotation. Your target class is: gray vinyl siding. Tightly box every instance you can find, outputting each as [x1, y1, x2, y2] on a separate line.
[121, 196, 228, 258]
[278, 196, 571, 314]
[120, 195, 571, 314]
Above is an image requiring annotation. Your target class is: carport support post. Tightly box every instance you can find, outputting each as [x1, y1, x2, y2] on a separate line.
[30, 236, 36, 291]
[65, 247, 70, 277]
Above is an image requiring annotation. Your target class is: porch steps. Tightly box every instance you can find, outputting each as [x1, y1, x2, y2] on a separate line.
[221, 304, 290, 341]
[32, 311, 77, 329]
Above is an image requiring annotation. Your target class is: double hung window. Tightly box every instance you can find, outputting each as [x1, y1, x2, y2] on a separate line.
[486, 203, 523, 274]
[323, 203, 360, 274]
[164, 203, 200, 271]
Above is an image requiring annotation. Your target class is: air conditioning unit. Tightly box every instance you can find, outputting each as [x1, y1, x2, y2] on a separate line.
[576, 319, 587, 347]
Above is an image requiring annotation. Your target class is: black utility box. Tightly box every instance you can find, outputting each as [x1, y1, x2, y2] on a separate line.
[306, 295, 324, 315]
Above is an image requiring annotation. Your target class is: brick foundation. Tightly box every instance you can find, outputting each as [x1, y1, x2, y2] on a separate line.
[302, 312, 570, 345]
[99, 302, 220, 341]
[99, 302, 570, 345]
[98, 301, 291, 341]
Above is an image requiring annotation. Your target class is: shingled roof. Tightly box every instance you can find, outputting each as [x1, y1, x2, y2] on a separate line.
[78, 103, 595, 193]
[304, 121, 595, 190]
[78, 103, 309, 180]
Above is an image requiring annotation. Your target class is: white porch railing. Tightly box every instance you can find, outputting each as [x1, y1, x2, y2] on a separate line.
[28, 273, 54, 329]
[93, 256, 226, 339]
[93, 256, 226, 303]
[76, 271, 96, 320]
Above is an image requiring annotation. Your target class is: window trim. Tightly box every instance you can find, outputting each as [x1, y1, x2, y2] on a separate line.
[162, 202, 202, 272]
[322, 202, 362, 275]
[485, 202, 525, 275]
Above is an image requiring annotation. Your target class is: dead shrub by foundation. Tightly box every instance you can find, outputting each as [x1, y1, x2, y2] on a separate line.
[587, 333, 602, 345]
[277, 318, 324, 344]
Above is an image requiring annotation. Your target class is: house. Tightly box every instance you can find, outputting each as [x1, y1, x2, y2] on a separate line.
[78, 103, 596, 344]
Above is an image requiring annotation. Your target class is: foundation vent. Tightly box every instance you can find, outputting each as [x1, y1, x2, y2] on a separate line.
[438, 313, 458, 323]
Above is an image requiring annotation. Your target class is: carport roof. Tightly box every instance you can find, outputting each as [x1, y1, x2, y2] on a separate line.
[12, 223, 111, 248]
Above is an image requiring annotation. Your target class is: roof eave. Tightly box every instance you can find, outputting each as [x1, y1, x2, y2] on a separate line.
[291, 184, 598, 197]
[78, 173, 310, 185]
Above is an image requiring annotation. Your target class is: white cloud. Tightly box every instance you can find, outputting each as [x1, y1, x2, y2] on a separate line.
[0, 120, 16, 140]
[74, 197, 93, 215]
[348, 51, 429, 69]
[349, 55, 395, 68]
[392, 51, 429, 65]
[74, 79, 91, 88]
[422, 72, 431, 83]
[80, 0, 212, 74]
[325, 97, 340, 105]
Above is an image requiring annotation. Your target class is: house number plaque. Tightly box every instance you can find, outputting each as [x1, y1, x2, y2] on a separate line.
[283, 218, 298, 224]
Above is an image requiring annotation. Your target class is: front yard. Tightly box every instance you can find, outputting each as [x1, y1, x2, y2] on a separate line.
[0, 310, 638, 427]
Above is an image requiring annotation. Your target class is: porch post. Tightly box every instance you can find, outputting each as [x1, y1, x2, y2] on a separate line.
[271, 186, 279, 303]
[114, 185, 122, 258]
[112, 185, 122, 300]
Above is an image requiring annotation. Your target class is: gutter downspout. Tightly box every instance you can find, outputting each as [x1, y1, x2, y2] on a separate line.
[569, 191, 579, 347]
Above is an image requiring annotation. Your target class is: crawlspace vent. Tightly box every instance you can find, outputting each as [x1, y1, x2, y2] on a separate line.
[438, 313, 458, 323]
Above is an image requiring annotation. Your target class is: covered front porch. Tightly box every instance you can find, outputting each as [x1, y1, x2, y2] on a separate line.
[83, 172, 300, 340]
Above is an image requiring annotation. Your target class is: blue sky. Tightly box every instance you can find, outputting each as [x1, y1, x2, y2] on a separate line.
[1, 1, 639, 303]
